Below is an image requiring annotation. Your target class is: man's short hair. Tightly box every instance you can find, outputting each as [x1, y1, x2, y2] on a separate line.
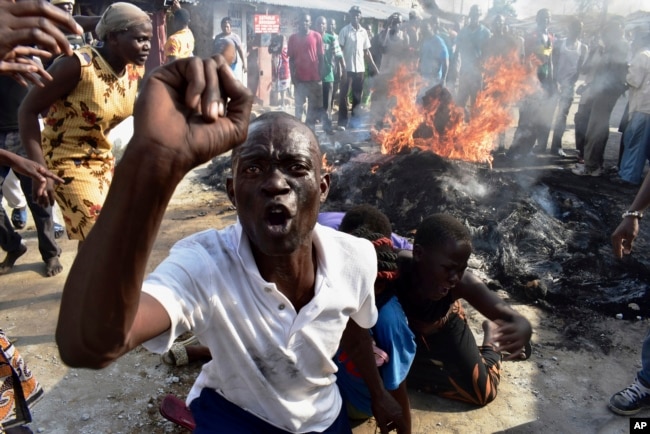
[221, 16, 232, 26]
[339, 205, 392, 238]
[174, 9, 190, 26]
[349, 6, 362, 16]
[414, 214, 471, 250]
[231, 112, 319, 165]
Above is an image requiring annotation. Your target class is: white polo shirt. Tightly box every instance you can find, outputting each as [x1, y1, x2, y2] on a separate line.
[338, 24, 371, 73]
[142, 221, 378, 433]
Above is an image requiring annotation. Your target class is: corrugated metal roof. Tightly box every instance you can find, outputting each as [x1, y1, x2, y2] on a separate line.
[244, 0, 416, 20]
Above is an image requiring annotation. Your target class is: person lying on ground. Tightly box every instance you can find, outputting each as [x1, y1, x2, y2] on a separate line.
[334, 205, 416, 433]
[609, 172, 650, 415]
[395, 213, 532, 406]
[54, 53, 406, 433]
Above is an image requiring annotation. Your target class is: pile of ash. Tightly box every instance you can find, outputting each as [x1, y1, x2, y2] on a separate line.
[203, 147, 650, 320]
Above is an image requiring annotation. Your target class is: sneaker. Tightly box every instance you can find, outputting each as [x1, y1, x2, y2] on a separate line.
[609, 377, 650, 415]
[11, 207, 26, 230]
[53, 223, 65, 239]
[557, 148, 568, 157]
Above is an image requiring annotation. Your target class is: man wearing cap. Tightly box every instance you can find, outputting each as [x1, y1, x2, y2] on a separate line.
[50, 0, 85, 49]
[337, 6, 379, 130]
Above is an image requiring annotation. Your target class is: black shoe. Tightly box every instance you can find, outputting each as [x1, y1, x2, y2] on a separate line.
[609, 377, 650, 415]
[53, 223, 65, 239]
[11, 207, 26, 230]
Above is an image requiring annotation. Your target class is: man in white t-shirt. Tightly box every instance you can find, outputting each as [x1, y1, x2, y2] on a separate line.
[55, 55, 405, 433]
[337, 5, 379, 130]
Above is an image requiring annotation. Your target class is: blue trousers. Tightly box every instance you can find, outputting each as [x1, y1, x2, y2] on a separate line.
[189, 388, 352, 434]
[0, 131, 59, 260]
[618, 112, 650, 185]
[638, 329, 650, 387]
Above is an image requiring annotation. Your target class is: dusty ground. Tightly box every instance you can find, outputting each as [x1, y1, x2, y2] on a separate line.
[2, 98, 648, 434]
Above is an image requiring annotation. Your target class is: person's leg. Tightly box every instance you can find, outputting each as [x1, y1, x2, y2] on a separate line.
[574, 99, 592, 161]
[551, 94, 573, 153]
[583, 90, 621, 172]
[190, 388, 291, 434]
[331, 78, 339, 110]
[350, 72, 365, 120]
[15, 171, 62, 276]
[3, 169, 27, 230]
[507, 99, 536, 157]
[294, 82, 307, 123]
[3, 170, 26, 209]
[0, 165, 26, 275]
[305, 81, 323, 128]
[337, 74, 352, 128]
[532, 90, 557, 152]
[0, 329, 43, 429]
[314, 403, 352, 434]
[455, 73, 471, 113]
[407, 308, 501, 406]
[618, 102, 631, 167]
[322, 81, 334, 133]
[609, 329, 650, 415]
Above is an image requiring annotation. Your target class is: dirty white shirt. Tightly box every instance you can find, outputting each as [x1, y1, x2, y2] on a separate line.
[142, 221, 378, 433]
[338, 24, 371, 73]
[627, 48, 650, 116]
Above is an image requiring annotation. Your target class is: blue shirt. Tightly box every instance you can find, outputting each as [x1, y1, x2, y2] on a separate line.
[334, 296, 416, 415]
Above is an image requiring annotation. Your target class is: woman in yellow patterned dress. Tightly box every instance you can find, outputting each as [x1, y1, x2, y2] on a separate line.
[18, 2, 152, 244]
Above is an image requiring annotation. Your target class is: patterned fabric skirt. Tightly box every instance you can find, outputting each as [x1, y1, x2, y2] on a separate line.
[0, 330, 43, 430]
[48, 157, 114, 241]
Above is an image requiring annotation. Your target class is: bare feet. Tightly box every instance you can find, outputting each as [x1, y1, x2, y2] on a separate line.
[0, 244, 27, 275]
[482, 320, 498, 347]
[45, 257, 63, 277]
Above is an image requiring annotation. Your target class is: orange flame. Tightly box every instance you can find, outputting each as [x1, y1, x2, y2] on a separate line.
[373, 52, 537, 166]
[322, 153, 335, 174]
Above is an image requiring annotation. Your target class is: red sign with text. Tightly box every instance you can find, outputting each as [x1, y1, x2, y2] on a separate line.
[254, 14, 280, 33]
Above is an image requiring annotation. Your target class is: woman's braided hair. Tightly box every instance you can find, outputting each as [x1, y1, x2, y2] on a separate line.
[349, 227, 399, 281]
[339, 205, 399, 282]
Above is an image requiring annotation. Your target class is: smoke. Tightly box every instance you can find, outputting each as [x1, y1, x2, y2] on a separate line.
[433, 0, 643, 18]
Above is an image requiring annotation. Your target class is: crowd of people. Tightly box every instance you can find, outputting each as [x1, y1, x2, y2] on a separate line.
[0, 0, 648, 432]
[263, 4, 649, 188]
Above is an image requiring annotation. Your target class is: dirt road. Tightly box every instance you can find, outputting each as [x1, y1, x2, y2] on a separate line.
[0, 164, 642, 434]
[2, 100, 648, 433]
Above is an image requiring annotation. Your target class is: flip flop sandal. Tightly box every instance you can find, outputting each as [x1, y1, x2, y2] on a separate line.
[161, 335, 198, 366]
[160, 394, 196, 430]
